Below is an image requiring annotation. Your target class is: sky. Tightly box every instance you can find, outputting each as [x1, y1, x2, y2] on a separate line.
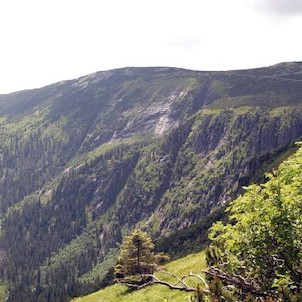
[0, 0, 302, 94]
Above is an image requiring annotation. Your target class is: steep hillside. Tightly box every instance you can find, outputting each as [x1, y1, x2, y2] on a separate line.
[0, 62, 302, 301]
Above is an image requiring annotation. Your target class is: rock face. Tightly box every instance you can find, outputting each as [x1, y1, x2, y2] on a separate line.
[1, 63, 302, 301]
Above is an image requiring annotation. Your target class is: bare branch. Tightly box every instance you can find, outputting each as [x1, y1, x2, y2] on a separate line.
[115, 273, 210, 294]
[155, 270, 209, 289]
[202, 267, 266, 296]
[155, 270, 190, 288]
[182, 273, 209, 289]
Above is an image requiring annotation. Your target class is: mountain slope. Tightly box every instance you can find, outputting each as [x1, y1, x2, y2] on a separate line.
[0, 62, 302, 301]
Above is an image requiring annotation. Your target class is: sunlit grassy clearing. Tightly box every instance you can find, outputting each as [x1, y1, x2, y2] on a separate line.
[72, 250, 206, 302]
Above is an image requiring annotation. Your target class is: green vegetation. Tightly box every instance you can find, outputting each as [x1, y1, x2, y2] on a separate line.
[207, 142, 302, 300]
[72, 251, 206, 302]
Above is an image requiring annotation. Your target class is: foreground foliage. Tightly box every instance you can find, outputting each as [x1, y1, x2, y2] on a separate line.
[207, 143, 302, 300]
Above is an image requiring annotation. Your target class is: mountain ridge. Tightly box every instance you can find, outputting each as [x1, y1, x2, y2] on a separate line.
[1, 61, 301, 97]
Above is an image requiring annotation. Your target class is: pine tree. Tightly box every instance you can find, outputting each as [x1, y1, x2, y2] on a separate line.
[114, 229, 167, 285]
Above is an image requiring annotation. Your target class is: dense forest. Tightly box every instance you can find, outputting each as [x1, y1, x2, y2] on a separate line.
[0, 62, 302, 301]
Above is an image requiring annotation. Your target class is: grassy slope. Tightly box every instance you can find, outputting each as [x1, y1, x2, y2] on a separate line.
[72, 251, 206, 302]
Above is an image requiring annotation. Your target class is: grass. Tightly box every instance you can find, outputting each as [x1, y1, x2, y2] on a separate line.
[72, 250, 206, 302]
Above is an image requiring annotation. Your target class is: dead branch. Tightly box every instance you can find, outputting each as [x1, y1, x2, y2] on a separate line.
[115, 272, 210, 293]
[203, 267, 265, 295]
[155, 270, 209, 289]
[182, 273, 209, 289]
[155, 270, 190, 288]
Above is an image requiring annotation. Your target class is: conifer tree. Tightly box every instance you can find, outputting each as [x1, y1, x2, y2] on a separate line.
[114, 229, 167, 285]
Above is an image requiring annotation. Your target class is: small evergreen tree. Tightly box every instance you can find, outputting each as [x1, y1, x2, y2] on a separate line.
[114, 229, 168, 286]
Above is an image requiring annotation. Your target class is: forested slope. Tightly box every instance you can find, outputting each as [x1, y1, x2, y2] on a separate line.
[0, 62, 302, 301]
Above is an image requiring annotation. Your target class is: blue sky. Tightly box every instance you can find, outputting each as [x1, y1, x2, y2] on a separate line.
[0, 0, 301, 94]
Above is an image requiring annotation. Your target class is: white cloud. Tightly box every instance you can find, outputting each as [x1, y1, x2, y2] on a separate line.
[253, 0, 302, 16]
